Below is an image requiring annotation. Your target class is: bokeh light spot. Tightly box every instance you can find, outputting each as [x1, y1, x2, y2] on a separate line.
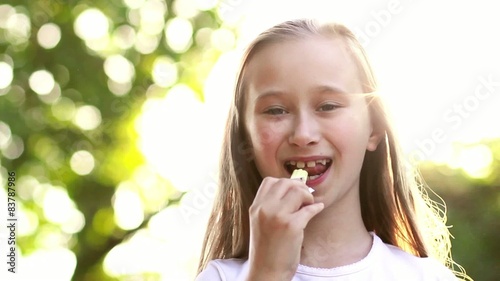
[103, 235, 159, 277]
[29, 70, 55, 95]
[38, 82, 61, 104]
[70, 150, 95, 175]
[73, 105, 102, 130]
[74, 8, 110, 40]
[33, 136, 64, 169]
[132, 165, 172, 212]
[23, 248, 77, 280]
[51, 97, 76, 121]
[42, 187, 74, 224]
[139, 0, 168, 35]
[194, 0, 218, 10]
[152, 56, 178, 87]
[165, 17, 193, 53]
[134, 31, 160, 54]
[61, 209, 86, 234]
[104, 55, 135, 84]
[1, 134, 24, 159]
[113, 182, 144, 230]
[85, 34, 111, 52]
[92, 207, 115, 236]
[123, 0, 147, 9]
[18, 207, 39, 237]
[6, 12, 31, 44]
[0, 5, 16, 29]
[195, 27, 213, 48]
[0, 62, 13, 89]
[37, 23, 61, 49]
[112, 24, 136, 49]
[107, 79, 132, 96]
[173, 0, 200, 19]
[0, 121, 11, 149]
[17, 175, 40, 201]
[458, 144, 493, 178]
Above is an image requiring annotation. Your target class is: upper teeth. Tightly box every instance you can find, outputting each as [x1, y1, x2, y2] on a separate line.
[288, 159, 330, 168]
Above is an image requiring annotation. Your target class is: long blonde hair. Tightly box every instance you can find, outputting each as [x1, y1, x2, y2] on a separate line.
[198, 19, 469, 280]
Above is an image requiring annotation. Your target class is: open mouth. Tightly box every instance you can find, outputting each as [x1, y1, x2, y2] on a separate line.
[285, 158, 332, 181]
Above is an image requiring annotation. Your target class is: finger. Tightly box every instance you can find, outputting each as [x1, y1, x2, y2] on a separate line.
[251, 178, 292, 217]
[255, 177, 299, 201]
[294, 202, 324, 229]
[280, 183, 315, 211]
[254, 177, 280, 199]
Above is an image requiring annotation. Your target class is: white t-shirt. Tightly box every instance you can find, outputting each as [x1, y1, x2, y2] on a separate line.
[195, 233, 457, 281]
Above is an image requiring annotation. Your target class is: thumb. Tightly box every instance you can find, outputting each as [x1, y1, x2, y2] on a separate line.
[295, 202, 324, 228]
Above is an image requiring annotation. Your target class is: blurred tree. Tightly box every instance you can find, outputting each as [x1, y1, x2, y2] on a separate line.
[0, 0, 228, 280]
[420, 140, 500, 281]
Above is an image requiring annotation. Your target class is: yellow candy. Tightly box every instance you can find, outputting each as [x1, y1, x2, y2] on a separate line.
[291, 169, 308, 183]
[291, 169, 315, 193]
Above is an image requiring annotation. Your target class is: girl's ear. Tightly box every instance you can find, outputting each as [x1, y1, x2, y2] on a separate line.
[367, 126, 384, 152]
[366, 103, 385, 151]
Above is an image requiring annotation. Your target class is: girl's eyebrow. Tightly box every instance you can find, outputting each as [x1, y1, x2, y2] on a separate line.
[255, 84, 349, 102]
[313, 85, 348, 95]
[254, 90, 285, 102]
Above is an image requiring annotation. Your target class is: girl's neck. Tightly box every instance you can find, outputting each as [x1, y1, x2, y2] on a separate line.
[300, 198, 372, 268]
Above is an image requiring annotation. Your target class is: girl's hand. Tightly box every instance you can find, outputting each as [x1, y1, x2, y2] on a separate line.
[247, 177, 324, 281]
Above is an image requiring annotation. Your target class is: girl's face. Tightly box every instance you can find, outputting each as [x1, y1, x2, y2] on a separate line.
[243, 37, 380, 207]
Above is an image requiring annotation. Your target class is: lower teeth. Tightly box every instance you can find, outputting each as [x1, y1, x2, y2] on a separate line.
[308, 174, 321, 180]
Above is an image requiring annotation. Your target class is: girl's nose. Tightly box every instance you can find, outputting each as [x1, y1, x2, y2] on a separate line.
[288, 113, 320, 147]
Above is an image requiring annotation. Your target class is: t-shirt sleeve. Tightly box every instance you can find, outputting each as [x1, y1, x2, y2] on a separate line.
[195, 259, 248, 281]
[425, 258, 460, 281]
[195, 261, 224, 281]
[435, 266, 459, 281]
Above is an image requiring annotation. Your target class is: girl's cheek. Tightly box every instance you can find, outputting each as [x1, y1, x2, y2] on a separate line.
[254, 124, 284, 148]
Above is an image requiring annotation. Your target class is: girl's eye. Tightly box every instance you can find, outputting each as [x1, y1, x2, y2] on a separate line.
[264, 107, 287, 115]
[318, 103, 339, 112]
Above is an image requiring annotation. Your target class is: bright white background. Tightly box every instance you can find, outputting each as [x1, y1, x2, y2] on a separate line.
[227, 0, 500, 160]
[166, 0, 500, 279]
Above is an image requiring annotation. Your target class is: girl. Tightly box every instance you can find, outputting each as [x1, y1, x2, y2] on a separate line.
[196, 19, 470, 280]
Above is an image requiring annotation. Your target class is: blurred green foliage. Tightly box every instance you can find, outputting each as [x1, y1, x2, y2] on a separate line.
[1, 0, 227, 280]
[420, 140, 500, 281]
[0, 0, 498, 280]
